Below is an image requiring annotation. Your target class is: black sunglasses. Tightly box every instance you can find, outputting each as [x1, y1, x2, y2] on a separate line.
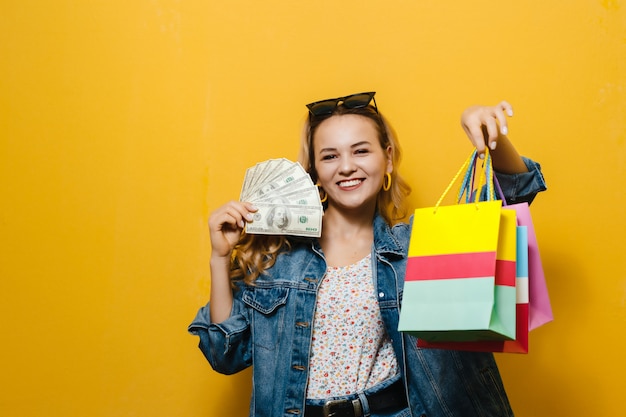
[306, 91, 378, 116]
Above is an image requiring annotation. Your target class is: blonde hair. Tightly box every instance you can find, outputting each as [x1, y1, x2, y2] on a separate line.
[230, 234, 288, 285]
[230, 104, 411, 285]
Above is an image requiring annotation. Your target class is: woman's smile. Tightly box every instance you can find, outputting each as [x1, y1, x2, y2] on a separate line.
[337, 178, 363, 189]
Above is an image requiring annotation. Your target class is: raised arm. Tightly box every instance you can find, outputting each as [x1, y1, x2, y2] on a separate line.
[207, 201, 257, 323]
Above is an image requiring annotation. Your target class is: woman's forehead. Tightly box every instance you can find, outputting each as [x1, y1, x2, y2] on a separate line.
[313, 114, 380, 148]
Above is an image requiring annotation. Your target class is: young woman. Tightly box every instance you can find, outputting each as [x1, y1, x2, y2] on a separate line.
[189, 92, 547, 417]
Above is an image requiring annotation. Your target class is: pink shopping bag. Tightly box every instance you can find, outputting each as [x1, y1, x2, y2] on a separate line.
[493, 175, 553, 330]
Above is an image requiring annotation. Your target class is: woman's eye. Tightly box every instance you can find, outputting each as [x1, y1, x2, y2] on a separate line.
[321, 154, 336, 160]
[355, 148, 370, 155]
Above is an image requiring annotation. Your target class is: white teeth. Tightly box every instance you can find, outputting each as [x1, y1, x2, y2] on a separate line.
[339, 179, 362, 187]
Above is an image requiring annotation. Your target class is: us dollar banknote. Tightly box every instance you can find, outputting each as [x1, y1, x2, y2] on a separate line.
[244, 202, 322, 237]
[239, 159, 323, 237]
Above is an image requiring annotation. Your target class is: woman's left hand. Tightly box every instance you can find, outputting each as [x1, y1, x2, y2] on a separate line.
[461, 100, 514, 158]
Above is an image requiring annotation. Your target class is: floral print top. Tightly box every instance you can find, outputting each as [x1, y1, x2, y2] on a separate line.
[306, 254, 399, 399]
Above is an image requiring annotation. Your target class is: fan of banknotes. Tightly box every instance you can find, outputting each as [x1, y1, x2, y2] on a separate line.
[239, 158, 323, 237]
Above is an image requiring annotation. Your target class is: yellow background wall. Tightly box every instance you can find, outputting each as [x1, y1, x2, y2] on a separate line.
[1, 1, 624, 416]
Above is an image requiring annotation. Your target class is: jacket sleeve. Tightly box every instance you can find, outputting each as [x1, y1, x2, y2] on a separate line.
[492, 156, 547, 205]
[187, 285, 252, 375]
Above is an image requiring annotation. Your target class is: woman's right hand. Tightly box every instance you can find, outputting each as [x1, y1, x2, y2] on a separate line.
[208, 201, 258, 259]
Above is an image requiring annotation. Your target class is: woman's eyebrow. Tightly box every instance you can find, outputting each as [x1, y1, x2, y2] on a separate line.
[350, 140, 372, 148]
[318, 141, 373, 153]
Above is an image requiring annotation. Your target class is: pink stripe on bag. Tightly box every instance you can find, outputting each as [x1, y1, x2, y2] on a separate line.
[406, 252, 496, 280]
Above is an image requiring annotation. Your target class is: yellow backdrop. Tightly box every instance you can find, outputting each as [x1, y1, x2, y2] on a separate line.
[1, 1, 624, 416]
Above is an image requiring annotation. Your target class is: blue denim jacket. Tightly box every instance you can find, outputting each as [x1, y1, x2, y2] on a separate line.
[189, 158, 547, 417]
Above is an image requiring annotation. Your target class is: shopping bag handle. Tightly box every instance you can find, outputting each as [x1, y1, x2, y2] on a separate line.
[463, 152, 508, 206]
[458, 150, 496, 204]
[434, 149, 495, 213]
[492, 173, 508, 206]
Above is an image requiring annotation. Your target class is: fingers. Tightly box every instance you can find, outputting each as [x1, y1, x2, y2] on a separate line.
[483, 116, 500, 151]
[209, 201, 257, 231]
[208, 201, 258, 258]
[499, 100, 514, 117]
[494, 100, 513, 137]
[464, 123, 487, 155]
[461, 101, 514, 158]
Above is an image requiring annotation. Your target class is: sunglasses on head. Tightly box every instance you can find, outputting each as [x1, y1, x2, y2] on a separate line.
[306, 91, 378, 117]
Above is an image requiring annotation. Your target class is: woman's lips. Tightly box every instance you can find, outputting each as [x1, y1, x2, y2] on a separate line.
[337, 179, 363, 188]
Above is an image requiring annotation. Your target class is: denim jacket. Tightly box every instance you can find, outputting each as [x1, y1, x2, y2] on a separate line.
[189, 158, 547, 417]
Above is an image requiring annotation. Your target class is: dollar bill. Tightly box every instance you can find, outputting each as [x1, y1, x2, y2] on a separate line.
[242, 158, 292, 198]
[257, 184, 321, 206]
[240, 158, 323, 237]
[242, 161, 310, 202]
[244, 202, 323, 237]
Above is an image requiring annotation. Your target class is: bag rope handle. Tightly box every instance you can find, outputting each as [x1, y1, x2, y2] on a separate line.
[434, 149, 495, 213]
[434, 151, 474, 211]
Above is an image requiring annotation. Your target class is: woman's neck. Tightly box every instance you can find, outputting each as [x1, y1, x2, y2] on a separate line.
[318, 205, 376, 267]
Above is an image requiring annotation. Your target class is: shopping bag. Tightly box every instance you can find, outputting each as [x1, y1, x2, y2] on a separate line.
[417, 225, 530, 353]
[493, 176, 554, 330]
[399, 151, 517, 342]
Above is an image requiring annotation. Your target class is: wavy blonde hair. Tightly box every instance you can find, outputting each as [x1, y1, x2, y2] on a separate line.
[230, 104, 411, 285]
[230, 234, 288, 285]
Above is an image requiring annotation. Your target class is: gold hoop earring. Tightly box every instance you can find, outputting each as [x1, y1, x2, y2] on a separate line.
[383, 172, 392, 191]
[317, 183, 328, 203]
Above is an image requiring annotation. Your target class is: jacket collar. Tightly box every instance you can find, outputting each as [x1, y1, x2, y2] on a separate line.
[372, 213, 406, 259]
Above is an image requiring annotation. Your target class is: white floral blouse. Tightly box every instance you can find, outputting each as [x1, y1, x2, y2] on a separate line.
[306, 254, 399, 399]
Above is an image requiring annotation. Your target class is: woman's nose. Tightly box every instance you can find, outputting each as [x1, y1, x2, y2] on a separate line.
[339, 155, 357, 175]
